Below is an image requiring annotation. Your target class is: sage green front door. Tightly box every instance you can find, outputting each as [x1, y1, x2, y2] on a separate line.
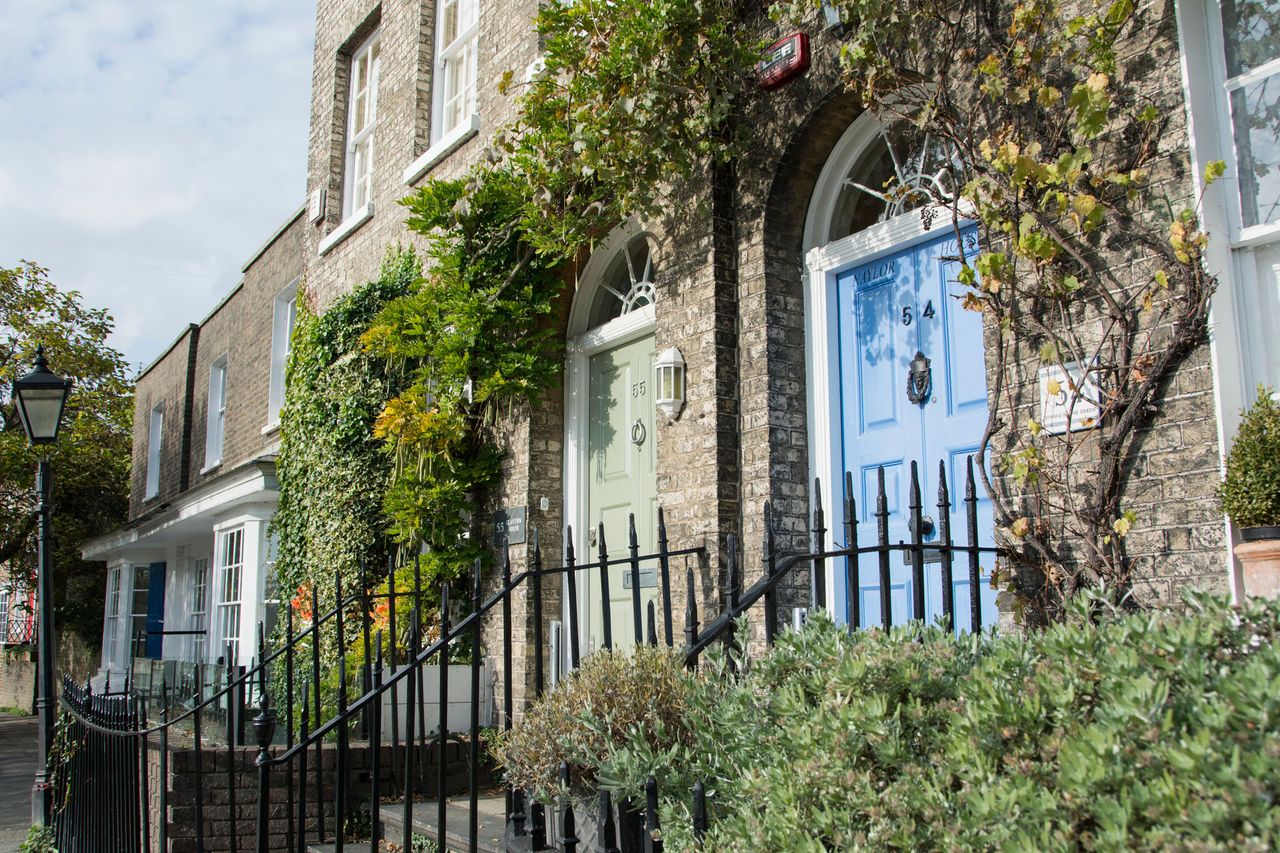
[585, 334, 657, 651]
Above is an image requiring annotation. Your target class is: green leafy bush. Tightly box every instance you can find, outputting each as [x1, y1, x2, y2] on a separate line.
[509, 596, 1280, 851]
[1220, 386, 1280, 528]
[494, 644, 689, 801]
[19, 824, 57, 853]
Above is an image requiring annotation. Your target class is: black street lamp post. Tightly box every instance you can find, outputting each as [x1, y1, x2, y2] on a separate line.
[13, 346, 72, 827]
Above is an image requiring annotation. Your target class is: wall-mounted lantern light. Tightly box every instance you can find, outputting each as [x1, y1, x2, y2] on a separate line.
[655, 346, 686, 419]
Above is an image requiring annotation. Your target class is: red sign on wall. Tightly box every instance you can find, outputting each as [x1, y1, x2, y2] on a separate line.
[757, 33, 810, 90]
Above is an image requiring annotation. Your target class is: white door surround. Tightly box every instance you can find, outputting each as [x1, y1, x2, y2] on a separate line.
[802, 112, 970, 605]
[562, 221, 658, 658]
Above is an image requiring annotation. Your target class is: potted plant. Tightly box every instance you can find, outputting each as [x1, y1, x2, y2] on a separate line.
[494, 645, 690, 852]
[1220, 386, 1280, 597]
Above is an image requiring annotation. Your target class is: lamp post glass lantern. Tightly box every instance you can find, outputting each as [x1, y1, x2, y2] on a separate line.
[14, 346, 71, 827]
[15, 347, 70, 444]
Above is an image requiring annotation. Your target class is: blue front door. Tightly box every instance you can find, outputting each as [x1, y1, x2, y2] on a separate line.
[145, 562, 167, 658]
[835, 225, 997, 630]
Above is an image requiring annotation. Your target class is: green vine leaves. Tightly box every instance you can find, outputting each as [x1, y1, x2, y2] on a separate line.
[360, 0, 763, 559]
[360, 173, 562, 567]
[781, 0, 1220, 611]
[272, 250, 418, 623]
[499, 0, 764, 257]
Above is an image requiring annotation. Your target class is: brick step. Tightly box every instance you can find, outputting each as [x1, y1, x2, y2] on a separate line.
[308, 794, 507, 853]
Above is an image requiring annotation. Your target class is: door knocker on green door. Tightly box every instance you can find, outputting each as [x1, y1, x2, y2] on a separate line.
[631, 418, 647, 447]
[907, 350, 932, 405]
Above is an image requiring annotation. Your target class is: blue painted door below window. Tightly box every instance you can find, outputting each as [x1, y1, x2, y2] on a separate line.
[145, 562, 166, 658]
[834, 225, 998, 631]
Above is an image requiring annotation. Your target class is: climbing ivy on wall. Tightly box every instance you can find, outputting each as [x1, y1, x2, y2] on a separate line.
[776, 0, 1221, 615]
[272, 249, 418, 614]
[361, 172, 562, 575]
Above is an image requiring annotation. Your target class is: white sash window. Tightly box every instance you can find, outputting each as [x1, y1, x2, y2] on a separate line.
[344, 32, 381, 218]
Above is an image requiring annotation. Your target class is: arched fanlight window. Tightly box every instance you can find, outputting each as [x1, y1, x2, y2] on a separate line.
[584, 234, 656, 329]
[825, 125, 959, 242]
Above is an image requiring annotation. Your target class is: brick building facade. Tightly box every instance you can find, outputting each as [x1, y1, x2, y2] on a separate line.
[83, 212, 303, 683]
[87, 0, 1278, 715]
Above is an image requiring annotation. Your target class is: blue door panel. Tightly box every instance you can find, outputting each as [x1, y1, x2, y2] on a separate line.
[837, 225, 997, 632]
[145, 562, 166, 659]
[854, 279, 901, 433]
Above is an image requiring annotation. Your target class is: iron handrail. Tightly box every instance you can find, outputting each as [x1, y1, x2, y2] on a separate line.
[684, 540, 1008, 659]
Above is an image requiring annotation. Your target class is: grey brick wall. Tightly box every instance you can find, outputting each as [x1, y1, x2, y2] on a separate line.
[130, 326, 198, 519]
[189, 211, 305, 486]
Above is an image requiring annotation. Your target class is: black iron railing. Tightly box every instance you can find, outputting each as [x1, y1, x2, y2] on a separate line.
[52, 457, 1001, 852]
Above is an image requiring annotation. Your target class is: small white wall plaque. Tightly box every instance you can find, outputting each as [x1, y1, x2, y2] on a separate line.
[308, 187, 327, 224]
[1038, 362, 1102, 435]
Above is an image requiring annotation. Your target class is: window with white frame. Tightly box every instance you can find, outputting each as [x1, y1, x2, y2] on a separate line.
[1219, 1, 1280, 230]
[0, 589, 9, 645]
[103, 566, 121, 666]
[267, 283, 298, 425]
[343, 32, 382, 219]
[130, 564, 150, 659]
[1183, 0, 1280, 397]
[214, 527, 244, 665]
[205, 357, 227, 468]
[191, 556, 210, 663]
[145, 403, 164, 499]
[434, 0, 479, 141]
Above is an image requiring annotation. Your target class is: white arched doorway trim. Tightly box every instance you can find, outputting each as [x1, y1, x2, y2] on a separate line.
[801, 111, 961, 603]
[561, 220, 657, 665]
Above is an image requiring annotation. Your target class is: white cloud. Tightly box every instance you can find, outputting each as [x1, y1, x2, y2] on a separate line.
[0, 0, 315, 372]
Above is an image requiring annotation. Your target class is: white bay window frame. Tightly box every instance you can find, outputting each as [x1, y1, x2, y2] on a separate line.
[102, 565, 123, 672]
[213, 527, 245, 666]
[191, 556, 210, 663]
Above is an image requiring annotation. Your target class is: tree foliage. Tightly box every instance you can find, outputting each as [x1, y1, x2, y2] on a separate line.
[0, 261, 133, 641]
[361, 173, 562, 572]
[777, 0, 1219, 612]
[498, 0, 763, 256]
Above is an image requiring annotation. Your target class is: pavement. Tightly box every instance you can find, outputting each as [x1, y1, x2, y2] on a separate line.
[0, 715, 37, 852]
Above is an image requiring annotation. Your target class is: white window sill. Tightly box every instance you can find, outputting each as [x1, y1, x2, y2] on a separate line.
[1233, 220, 1280, 250]
[261, 420, 281, 436]
[317, 202, 374, 256]
[403, 114, 480, 185]
[200, 460, 222, 475]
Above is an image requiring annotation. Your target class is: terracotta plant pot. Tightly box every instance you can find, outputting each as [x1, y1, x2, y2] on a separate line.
[1235, 527, 1280, 599]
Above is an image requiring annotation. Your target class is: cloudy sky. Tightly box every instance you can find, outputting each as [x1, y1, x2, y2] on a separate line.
[0, 1, 316, 373]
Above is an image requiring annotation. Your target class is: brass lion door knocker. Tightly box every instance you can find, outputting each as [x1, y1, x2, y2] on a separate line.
[907, 350, 932, 405]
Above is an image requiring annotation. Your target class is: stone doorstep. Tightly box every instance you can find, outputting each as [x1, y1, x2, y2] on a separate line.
[307, 794, 506, 853]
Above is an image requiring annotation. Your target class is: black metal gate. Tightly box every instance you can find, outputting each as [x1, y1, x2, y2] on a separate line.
[53, 680, 145, 853]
